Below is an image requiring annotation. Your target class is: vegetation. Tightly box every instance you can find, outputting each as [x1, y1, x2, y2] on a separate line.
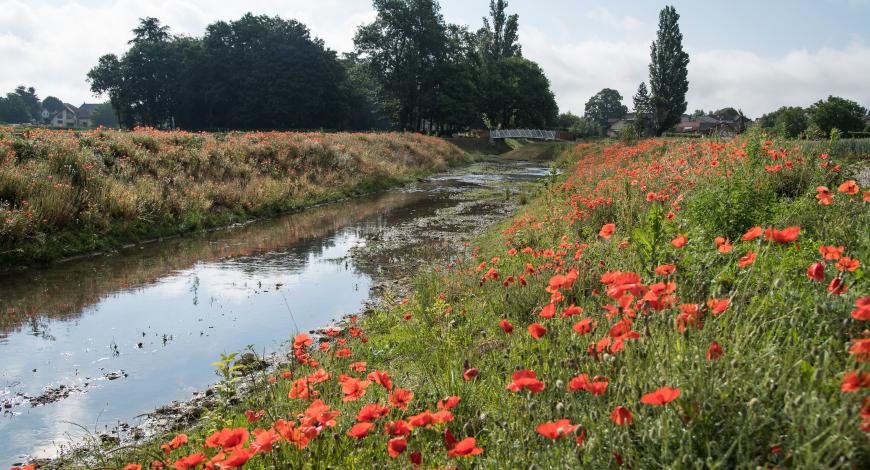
[87, 1, 557, 133]
[647, 6, 690, 136]
[584, 88, 628, 128]
[0, 128, 465, 266]
[759, 97, 868, 139]
[75, 131, 869, 469]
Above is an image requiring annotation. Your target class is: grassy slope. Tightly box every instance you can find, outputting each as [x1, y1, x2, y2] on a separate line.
[0, 128, 466, 267]
[86, 132, 868, 469]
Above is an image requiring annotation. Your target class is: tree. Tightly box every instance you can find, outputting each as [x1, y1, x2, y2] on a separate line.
[557, 112, 582, 131]
[0, 93, 31, 123]
[808, 96, 867, 135]
[14, 86, 40, 120]
[42, 96, 65, 115]
[647, 6, 689, 135]
[632, 82, 654, 137]
[584, 88, 627, 127]
[501, 56, 558, 127]
[771, 106, 808, 138]
[90, 102, 120, 127]
[711, 107, 739, 121]
[568, 117, 602, 138]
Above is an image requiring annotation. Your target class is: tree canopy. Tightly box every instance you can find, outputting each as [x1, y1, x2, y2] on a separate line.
[584, 88, 628, 127]
[808, 96, 867, 136]
[647, 6, 689, 135]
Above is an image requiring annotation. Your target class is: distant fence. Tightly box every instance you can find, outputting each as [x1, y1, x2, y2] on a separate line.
[489, 129, 557, 141]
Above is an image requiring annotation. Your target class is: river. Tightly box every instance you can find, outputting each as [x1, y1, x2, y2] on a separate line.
[0, 158, 550, 465]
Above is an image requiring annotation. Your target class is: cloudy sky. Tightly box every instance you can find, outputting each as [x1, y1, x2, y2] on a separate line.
[1, 0, 869, 117]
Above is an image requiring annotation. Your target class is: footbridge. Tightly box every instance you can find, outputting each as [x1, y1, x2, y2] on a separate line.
[489, 129, 558, 141]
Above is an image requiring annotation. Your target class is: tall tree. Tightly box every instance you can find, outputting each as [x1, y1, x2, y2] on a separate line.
[0, 93, 31, 123]
[584, 88, 628, 127]
[41, 96, 65, 115]
[647, 6, 689, 136]
[480, 0, 520, 60]
[632, 82, 654, 137]
[14, 86, 41, 120]
[355, 0, 449, 131]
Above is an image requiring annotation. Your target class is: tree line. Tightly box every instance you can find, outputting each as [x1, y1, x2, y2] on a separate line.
[0, 85, 117, 126]
[88, 0, 558, 133]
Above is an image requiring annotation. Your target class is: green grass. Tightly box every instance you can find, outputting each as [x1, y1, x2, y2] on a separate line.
[61, 131, 869, 469]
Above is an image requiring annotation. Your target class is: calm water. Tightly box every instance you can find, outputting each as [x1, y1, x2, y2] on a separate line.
[0, 159, 549, 464]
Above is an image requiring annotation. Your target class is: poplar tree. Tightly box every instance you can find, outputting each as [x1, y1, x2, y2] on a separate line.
[647, 6, 689, 135]
[632, 82, 654, 137]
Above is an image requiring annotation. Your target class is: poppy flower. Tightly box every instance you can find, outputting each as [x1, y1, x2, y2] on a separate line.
[347, 422, 375, 439]
[356, 403, 390, 422]
[575, 428, 587, 447]
[706, 298, 730, 315]
[838, 180, 859, 195]
[714, 236, 734, 253]
[506, 369, 545, 393]
[437, 396, 461, 410]
[410, 451, 422, 465]
[528, 323, 547, 339]
[161, 433, 187, 455]
[567, 374, 608, 395]
[173, 452, 207, 469]
[841, 371, 870, 393]
[741, 226, 763, 241]
[123, 465, 141, 470]
[738, 251, 756, 268]
[539, 303, 557, 319]
[368, 370, 394, 390]
[220, 447, 255, 468]
[848, 338, 870, 361]
[706, 341, 724, 361]
[828, 277, 849, 295]
[498, 319, 514, 333]
[851, 297, 870, 321]
[599, 223, 615, 239]
[336, 348, 352, 358]
[610, 406, 633, 426]
[349, 361, 367, 373]
[562, 304, 583, 318]
[446, 437, 484, 458]
[763, 226, 800, 243]
[837, 257, 860, 272]
[389, 388, 414, 409]
[806, 262, 826, 282]
[572, 318, 597, 335]
[341, 377, 371, 402]
[640, 386, 681, 405]
[655, 264, 676, 276]
[671, 235, 688, 248]
[535, 419, 580, 439]
[819, 245, 844, 260]
[463, 367, 479, 381]
[387, 437, 407, 458]
[384, 419, 412, 436]
[293, 333, 313, 350]
[205, 428, 249, 450]
[816, 186, 834, 205]
[250, 428, 279, 454]
[245, 410, 265, 423]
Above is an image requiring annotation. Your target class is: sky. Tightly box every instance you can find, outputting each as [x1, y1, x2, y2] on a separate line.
[1, 0, 869, 118]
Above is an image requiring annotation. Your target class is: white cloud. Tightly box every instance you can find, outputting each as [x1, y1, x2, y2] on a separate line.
[585, 7, 644, 32]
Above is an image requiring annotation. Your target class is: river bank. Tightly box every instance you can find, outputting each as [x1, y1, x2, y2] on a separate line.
[0, 156, 551, 467]
[0, 128, 466, 268]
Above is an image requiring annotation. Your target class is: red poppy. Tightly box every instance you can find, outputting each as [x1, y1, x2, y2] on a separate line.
[849, 338, 870, 361]
[368, 370, 394, 390]
[173, 452, 207, 469]
[349, 361, 367, 373]
[816, 186, 834, 205]
[498, 319, 514, 333]
[437, 396, 461, 410]
[575, 428, 587, 447]
[387, 437, 407, 458]
[738, 251, 756, 268]
[384, 420, 412, 436]
[640, 386, 681, 405]
[220, 447, 254, 468]
[572, 318, 597, 335]
[819, 245, 844, 260]
[851, 297, 870, 321]
[539, 302, 557, 319]
[610, 406, 633, 426]
[389, 388, 414, 409]
[250, 428, 279, 454]
[293, 333, 313, 350]
[838, 180, 859, 195]
[123, 465, 141, 470]
[655, 264, 676, 276]
[806, 262, 826, 282]
[356, 403, 390, 422]
[410, 451, 422, 465]
[528, 323, 547, 339]
[446, 437, 484, 458]
[828, 277, 849, 295]
[706, 298, 730, 315]
[347, 422, 375, 439]
[706, 341, 723, 361]
[837, 257, 860, 272]
[340, 377, 371, 402]
[463, 367, 479, 381]
[567, 374, 608, 395]
[671, 235, 688, 248]
[741, 226, 763, 241]
[335, 348, 352, 358]
[763, 226, 800, 243]
[841, 371, 870, 393]
[205, 428, 249, 450]
[599, 223, 615, 239]
[506, 369, 546, 393]
[535, 419, 580, 439]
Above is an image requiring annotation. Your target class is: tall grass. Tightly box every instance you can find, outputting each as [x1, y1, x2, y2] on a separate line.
[66, 132, 869, 469]
[0, 128, 466, 266]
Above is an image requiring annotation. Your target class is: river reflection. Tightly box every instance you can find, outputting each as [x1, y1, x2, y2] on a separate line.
[0, 159, 548, 464]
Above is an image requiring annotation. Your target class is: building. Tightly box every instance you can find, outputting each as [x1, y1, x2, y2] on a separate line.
[47, 103, 100, 128]
[606, 113, 636, 137]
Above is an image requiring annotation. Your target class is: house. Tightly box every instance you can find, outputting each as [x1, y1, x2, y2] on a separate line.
[606, 113, 636, 137]
[47, 103, 100, 128]
[676, 115, 741, 137]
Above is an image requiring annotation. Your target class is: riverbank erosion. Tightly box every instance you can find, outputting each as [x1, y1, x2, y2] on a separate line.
[66, 133, 868, 469]
[0, 128, 466, 267]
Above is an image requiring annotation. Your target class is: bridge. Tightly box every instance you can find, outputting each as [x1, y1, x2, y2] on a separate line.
[489, 129, 558, 141]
